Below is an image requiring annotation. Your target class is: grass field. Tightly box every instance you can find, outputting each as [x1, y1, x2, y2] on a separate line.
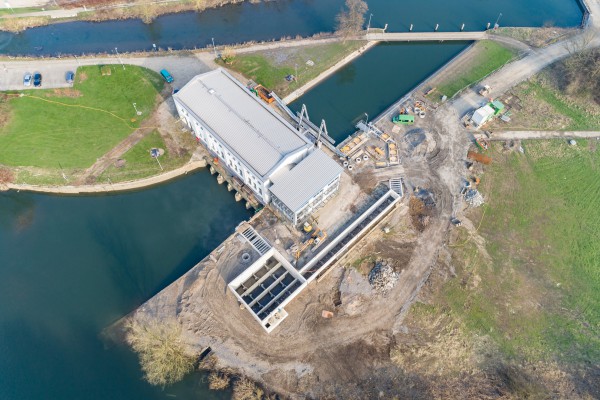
[394, 139, 600, 395]
[219, 41, 365, 97]
[0, 65, 164, 169]
[489, 74, 600, 131]
[441, 140, 600, 365]
[428, 40, 516, 100]
[96, 130, 188, 183]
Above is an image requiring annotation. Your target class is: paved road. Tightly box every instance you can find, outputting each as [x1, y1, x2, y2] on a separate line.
[0, 53, 212, 91]
[452, 0, 600, 116]
[365, 31, 488, 42]
[1, 7, 85, 18]
[488, 130, 600, 141]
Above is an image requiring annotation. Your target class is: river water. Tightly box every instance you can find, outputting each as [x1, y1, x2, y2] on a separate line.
[0, 0, 583, 399]
[0, 172, 250, 399]
[0, 0, 583, 56]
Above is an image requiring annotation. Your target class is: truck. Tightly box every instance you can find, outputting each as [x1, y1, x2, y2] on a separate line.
[254, 85, 275, 104]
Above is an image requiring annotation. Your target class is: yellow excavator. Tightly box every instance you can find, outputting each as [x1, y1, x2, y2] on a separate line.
[294, 228, 328, 260]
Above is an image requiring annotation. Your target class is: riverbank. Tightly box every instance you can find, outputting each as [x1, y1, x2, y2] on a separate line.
[282, 40, 378, 103]
[0, 0, 255, 32]
[1, 159, 207, 194]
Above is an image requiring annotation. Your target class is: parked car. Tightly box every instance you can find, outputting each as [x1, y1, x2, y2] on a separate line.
[33, 72, 42, 87]
[23, 73, 32, 87]
[160, 69, 174, 83]
[65, 71, 75, 84]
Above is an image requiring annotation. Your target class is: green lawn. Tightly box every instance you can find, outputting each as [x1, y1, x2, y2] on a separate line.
[0, 65, 164, 169]
[96, 130, 188, 183]
[220, 41, 365, 97]
[439, 140, 600, 364]
[433, 40, 516, 99]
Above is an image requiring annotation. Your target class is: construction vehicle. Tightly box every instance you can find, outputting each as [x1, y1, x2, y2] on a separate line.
[303, 221, 313, 233]
[254, 85, 274, 104]
[479, 85, 491, 96]
[294, 228, 328, 260]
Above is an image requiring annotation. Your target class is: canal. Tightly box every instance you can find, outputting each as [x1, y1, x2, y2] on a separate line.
[291, 41, 472, 142]
[0, 0, 584, 399]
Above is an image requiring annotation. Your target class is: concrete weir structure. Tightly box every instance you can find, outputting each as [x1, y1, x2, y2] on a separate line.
[173, 68, 342, 225]
[229, 189, 401, 332]
[228, 247, 308, 333]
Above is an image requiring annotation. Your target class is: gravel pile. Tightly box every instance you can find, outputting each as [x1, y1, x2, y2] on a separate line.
[465, 189, 484, 207]
[368, 261, 399, 295]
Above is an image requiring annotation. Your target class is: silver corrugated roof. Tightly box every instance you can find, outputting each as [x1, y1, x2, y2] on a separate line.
[269, 149, 343, 212]
[174, 69, 311, 177]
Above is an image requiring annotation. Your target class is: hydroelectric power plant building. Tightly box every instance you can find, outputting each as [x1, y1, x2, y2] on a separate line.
[174, 69, 342, 225]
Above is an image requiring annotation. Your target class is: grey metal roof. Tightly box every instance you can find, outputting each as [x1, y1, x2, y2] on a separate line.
[174, 69, 311, 177]
[269, 149, 343, 212]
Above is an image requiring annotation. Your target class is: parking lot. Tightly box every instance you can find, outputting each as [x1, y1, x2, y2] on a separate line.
[0, 53, 213, 91]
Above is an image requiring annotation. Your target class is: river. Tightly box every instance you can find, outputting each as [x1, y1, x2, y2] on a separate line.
[0, 0, 583, 56]
[0, 0, 584, 399]
[0, 171, 251, 399]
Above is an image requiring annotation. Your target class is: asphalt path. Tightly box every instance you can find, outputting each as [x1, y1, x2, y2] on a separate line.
[0, 53, 212, 91]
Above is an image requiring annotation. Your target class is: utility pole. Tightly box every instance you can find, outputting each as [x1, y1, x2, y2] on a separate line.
[114, 47, 125, 70]
[211, 37, 217, 58]
[74, 54, 81, 66]
[294, 63, 298, 82]
[367, 13, 373, 33]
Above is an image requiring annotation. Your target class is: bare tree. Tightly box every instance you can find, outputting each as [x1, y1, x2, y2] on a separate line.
[126, 317, 195, 386]
[335, 0, 368, 38]
[137, 0, 157, 24]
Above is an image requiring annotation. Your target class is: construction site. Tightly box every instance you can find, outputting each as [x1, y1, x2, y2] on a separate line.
[106, 56, 510, 397]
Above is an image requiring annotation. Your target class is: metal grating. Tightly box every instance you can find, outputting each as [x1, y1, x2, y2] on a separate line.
[241, 226, 271, 256]
[389, 177, 404, 196]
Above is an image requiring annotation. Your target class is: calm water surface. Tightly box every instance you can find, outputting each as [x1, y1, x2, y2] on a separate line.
[0, 0, 583, 56]
[0, 171, 251, 399]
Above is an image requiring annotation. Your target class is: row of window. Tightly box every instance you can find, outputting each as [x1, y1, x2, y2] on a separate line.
[186, 112, 265, 199]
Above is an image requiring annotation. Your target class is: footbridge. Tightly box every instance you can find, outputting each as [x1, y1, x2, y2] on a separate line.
[364, 31, 488, 42]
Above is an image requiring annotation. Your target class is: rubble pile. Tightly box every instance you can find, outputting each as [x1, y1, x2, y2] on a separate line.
[465, 189, 484, 207]
[368, 261, 399, 295]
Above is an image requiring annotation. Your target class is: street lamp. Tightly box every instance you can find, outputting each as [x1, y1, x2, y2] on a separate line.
[367, 13, 373, 33]
[295, 63, 298, 82]
[364, 112, 369, 125]
[211, 37, 217, 58]
[494, 12, 503, 29]
[114, 47, 125, 70]
[133, 102, 142, 116]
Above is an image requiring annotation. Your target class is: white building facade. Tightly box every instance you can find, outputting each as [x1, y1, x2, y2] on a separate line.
[173, 69, 342, 223]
